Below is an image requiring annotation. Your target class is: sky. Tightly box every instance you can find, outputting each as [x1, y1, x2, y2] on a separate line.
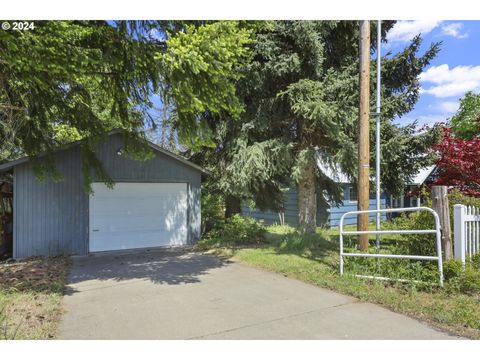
[385, 20, 480, 128]
[149, 20, 480, 135]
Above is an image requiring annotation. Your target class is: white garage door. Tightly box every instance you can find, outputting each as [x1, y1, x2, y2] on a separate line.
[89, 182, 188, 252]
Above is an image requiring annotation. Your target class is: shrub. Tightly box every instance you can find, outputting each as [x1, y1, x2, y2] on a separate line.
[380, 189, 480, 288]
[470, 253, 480, 271]
[448, 189, 480, 209]
[384, 189, 480, 256]
[198, 214, 267, 249]
[385, 209, 437, 256]
[459, 267, 480, 294]
[443, 259, 464, 281]
[201, 191, 225, 234]
[442, 258, 480, 294]
[272, 225, 337, 253]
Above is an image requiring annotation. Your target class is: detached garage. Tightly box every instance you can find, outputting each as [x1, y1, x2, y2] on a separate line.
[0, 130, 206, 259]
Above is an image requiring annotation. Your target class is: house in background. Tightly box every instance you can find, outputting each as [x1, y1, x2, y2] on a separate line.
[242, 159, 436, 228]
[388, 165, 436, 209]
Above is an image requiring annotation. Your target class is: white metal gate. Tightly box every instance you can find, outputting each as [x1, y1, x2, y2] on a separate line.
[339, 207, 444, 286]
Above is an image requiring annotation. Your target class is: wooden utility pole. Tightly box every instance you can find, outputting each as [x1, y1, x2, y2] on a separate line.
[358, 20, 371, 251]
[431, 186, 453, 260]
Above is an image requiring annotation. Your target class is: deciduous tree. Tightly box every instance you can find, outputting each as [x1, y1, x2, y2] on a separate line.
[450, 91, 480, 140]
[433, 127, 480, 197]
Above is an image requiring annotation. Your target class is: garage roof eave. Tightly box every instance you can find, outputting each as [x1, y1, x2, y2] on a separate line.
[145, 141, 210, 176]
[0, 157, 28, 173]
[0, 130, 210, 176]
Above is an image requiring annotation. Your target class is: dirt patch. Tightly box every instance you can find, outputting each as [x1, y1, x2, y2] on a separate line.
[0, 256, 70, 339]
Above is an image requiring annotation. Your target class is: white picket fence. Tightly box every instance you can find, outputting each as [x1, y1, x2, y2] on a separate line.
[454, 204, 480, 265]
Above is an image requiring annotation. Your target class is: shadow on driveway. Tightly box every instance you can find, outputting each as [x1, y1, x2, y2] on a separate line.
[65, 248, 229, 293]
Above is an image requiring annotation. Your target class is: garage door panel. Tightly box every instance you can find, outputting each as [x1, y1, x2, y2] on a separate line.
[91, 205, 184, 221]
[91, 220, 182, 233]
[91, 194, 186, 202]
[91, 202, 186, 217]
[89, 182, 188, 252]
[92, 183, 185, 198]
[91, 229, 186, 251]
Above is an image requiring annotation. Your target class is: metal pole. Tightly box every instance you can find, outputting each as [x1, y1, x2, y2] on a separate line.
[375, 20, 382, 252]
[339, 217, 344, 276]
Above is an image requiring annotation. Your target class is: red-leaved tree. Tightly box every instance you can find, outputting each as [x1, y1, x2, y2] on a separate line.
[433, 127, 480, 197]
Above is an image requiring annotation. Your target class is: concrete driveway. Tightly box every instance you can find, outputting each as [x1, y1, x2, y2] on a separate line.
[59, 249, 458, 339]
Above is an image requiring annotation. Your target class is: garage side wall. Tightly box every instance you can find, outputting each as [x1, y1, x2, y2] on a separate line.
[94, 134, 202, 244]
[13, 147, 88, 258]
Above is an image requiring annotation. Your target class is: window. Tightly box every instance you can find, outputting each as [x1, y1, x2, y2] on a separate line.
[349, 187, 358, 202]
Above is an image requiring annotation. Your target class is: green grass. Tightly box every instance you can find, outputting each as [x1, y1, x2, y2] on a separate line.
[210, 224, 480, 339]
[0, 257, 70, 339]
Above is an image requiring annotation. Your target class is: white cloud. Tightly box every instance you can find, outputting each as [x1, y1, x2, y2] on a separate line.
[427, 101, 459, 114]
[420, 64, 480, 98]
[441, 22, 468, 39]
[438, 101, 459, 113]
[387, 20, 442, 42]
[399, 114, 447, 128]
[417, 115, 448, 127]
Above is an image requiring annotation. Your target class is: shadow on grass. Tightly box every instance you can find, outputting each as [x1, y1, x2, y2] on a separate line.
[328, 230, 413, 254]
[260, 226, 415, 274]
[263, 229, 340, 271]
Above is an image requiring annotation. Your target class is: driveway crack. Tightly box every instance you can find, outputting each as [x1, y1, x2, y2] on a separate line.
[187, 300, 359, 339]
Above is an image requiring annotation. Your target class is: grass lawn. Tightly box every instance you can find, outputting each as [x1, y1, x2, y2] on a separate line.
[0, 256, 70, 339]
[208, 224, 480, 339]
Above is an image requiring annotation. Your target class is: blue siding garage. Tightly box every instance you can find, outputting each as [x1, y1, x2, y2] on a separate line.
[0, 130, 205, 259]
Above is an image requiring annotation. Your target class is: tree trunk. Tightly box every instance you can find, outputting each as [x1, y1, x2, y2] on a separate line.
[431, 186, 453, 260]
[298, 160, 317, 233]
[225, 195, 241, 219]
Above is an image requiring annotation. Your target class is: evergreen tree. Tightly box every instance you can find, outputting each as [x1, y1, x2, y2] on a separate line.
[194, 21, 440, 232]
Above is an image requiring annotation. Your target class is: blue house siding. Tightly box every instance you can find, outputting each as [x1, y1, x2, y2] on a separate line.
[330, 184, 388, 227]
[329, 199, 387, 227]
[242, 183, 388, 228]
[242, 209, 282, 225]
[242, 187, 299, 225]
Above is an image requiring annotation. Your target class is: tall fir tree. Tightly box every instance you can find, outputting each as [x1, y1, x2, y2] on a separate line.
[192, 21, 441, 232]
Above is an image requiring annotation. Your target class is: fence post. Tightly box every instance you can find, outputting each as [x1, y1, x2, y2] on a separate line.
[453, 204, 466, 266]
[431, 186, 453, 260]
